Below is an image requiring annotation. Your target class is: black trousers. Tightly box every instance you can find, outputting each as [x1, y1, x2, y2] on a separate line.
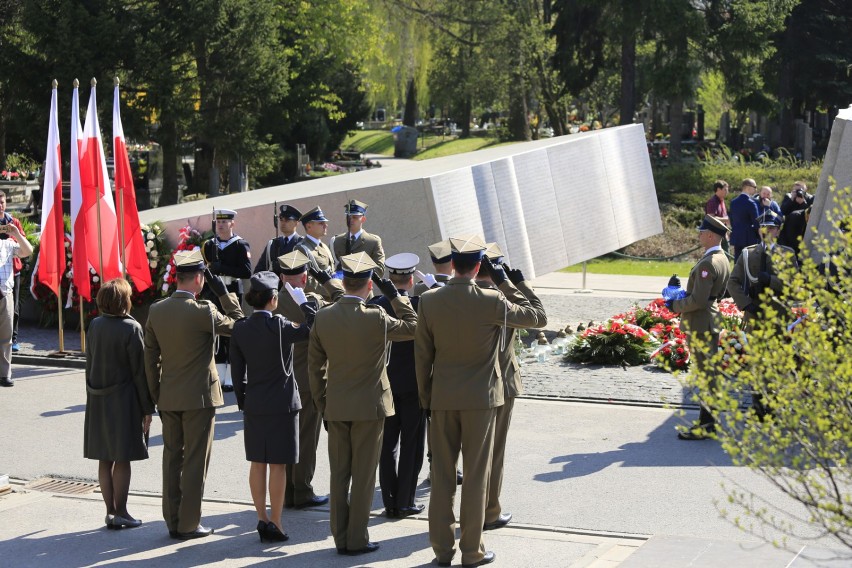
[379, 391, 426, 510]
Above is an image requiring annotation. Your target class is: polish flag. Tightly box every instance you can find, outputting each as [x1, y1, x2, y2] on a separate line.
[75, 80, 122, 300]
[32, 82, 64, 298]
[113, 82, 151, 291]
[69, 81, 91, 301]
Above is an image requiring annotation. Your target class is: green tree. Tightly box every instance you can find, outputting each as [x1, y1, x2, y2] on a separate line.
[687, 189, 852, 549]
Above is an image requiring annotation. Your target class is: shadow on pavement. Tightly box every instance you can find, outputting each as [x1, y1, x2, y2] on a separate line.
[40, 404, 86, 417]
[534, 414, 733, 481]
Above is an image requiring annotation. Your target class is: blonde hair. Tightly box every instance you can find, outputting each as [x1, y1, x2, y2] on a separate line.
[96, 278, 133, 316]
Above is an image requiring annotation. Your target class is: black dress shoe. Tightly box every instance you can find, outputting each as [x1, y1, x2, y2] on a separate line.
[221, 384, 234, 392]
[0, 377, 13, 387]
[483, 512, 512, 530]
[343, 542, 380, 555]
[397, 504, 425, 518]
[462, 551, 495, 567]
[261, 522, 289, 542]
[294, 495, 328, 509]
[177, 525, 214, 539]
[169, 530, 180, 539]
[384, 508, 398, 518]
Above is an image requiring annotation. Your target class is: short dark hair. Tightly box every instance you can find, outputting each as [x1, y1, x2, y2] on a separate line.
[176, 271, 200, 284]
[245, 288, 276, 309]
[96, 278, 133, 316]
[452, 257, 480, 275]
[713, 180, 728, 192]
[389, 273, 412, 287]
[343, 276, 370, 293]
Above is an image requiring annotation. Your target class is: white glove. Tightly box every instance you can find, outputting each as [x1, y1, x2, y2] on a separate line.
[416, 270, 438, 289]
[285, 282, 308, 305]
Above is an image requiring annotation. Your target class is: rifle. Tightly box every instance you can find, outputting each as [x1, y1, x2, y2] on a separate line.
[208, 207, 219, 265]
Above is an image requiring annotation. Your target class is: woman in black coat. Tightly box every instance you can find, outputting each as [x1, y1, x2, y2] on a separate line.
[84, 278, 154, 529]
[230, 271, 315, 542]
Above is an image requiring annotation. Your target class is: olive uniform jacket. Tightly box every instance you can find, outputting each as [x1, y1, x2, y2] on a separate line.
[298, 237, 335, 299]
[475, 279, 547, 399]
[671, 249, 731, 335]
[144, 291, 244, 411]
[331, 230, 385, 275]
[728, 242, 796, 328]
[415, 277, 547, 412]
[308, 295, 417, 421]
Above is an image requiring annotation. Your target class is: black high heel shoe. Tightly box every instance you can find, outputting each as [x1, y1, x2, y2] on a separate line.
[256, 520, 269, 542]
[262, 522, 290, 542]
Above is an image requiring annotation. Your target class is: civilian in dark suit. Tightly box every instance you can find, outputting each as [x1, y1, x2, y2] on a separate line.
[254, 204, 303, 275]
[729, 178, 761, 260]
[231, 271, 316, 543]
[369, 253, 427, 519]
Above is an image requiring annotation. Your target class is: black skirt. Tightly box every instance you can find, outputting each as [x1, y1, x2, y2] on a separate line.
[243, 410, 299, 464]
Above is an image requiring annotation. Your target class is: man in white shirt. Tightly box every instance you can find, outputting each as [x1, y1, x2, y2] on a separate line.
[0, 217, 33, 386]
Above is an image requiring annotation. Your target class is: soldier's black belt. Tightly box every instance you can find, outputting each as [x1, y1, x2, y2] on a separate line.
[708, 296, 718, 302]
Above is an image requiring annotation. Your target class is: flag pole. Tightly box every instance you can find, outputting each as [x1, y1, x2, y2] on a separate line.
[115, 77, 127, 281]
[79, 296, 86, 352]
[52, 79, 66, 355]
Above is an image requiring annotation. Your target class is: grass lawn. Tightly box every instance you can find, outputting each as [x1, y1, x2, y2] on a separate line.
[342, 130, 395, 155]
[342, 129, 516, 160]
[411, 137, 510, 160]
[560, 257, 697, 277]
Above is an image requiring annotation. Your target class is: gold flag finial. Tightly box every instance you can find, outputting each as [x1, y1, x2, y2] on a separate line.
[91, 77, 97, 87]
[73, 78, 79, 88]
[52, 79, 58, 89]
[114, 76, 119, 87]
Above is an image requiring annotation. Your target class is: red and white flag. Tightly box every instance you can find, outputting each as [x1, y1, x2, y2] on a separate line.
[113, 82, 151, 291]
[69, 81, 91, 301]
[32, 82, 64, 298]
[73, 80, 122, 301]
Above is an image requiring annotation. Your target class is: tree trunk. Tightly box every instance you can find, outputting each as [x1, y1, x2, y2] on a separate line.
[159, 117, 179, 206]
[460, 96, 472, 138]
[669, 96, 684, 161]
[619, 17, 636, 125]
[403, 78, 417, 127]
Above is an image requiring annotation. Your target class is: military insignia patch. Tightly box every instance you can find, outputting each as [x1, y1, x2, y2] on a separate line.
[701, 270, 709, 278]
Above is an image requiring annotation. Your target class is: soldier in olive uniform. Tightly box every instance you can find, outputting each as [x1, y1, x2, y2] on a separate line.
[253, 204, 303, 275]
[297, 206, 335, 300]
[308, 253, 417, 556]
[415, 235, 546, 568]
[275, 250, 344, 509]
[144, 250, 244, 539]
[475, 243, 547, 532]
[330, 199, 385, 274]
[728, 211, 797, 418]
[668, 215, 732, 440]
[413, 239, 454, 296]
[201, 209, 252, 392]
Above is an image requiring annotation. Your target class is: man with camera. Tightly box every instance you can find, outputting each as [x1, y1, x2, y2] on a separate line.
[0, 194, 33, 387]
[0, 192, 27, 355]
[780, 181, 814, 217]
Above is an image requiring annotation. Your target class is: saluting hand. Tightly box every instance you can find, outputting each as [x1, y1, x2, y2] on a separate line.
[415, 270, 439, 289]
[482, 257, 507, 285]
[204, 268, 228, 297]
[309, 264, 332, 285]
[285, 282, 308, 305]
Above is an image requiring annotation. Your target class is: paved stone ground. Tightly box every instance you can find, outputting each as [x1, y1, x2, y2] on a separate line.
[14, 291, 699, 407]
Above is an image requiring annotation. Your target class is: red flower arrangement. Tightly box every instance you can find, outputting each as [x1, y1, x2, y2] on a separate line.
[718, 298, 744, 331]
[649, 322, 691, 369]
[162, 224, 205, 292]
[566, 319, 658, 366]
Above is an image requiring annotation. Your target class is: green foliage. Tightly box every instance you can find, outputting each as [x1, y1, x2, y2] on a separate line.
[687, 187, 852, 549]
[696, 70, 730, 136]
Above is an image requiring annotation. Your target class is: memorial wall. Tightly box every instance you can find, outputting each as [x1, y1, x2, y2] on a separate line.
[140, 123, 663, 278]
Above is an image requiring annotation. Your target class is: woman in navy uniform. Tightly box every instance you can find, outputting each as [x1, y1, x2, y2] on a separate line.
[202, 209, 252, 391]
[230, 271, 316, 542]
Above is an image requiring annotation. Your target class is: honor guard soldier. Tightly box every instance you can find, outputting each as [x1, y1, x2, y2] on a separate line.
[144, 249, 244, 539]
[369, 253, 428, 519]
[415, 235, 546, 568]
[275, 250, 344, 510]
[413, 239, 453, 296]
[202, 209, 252, 392]
[330, 199, 385, 274]
[667, 215, 732, 440]
[727, 211, 797, 419]
[308, 253, 417, 556]
[254, 204, 303, 275]
[297, 206, 335, 300]
[475, 243, 546, 532]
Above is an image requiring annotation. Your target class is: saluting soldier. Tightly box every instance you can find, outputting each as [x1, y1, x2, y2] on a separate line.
[308, 253, 417, 556]
[297, 206, 335, 300]
[274, 250, 343, 510]
[413, 239, 454, 296]
[369, 253, 428, 519]
[330, 199, 385, 274]
[668, 215, 732, 440]
[253, 204, 303, 275]
[202, 209, 252, 392]
[144, 250, 244, 539]
[727, 210, 797, 418]
[475, 243, 546, 532]
[415, 235, 546, 568]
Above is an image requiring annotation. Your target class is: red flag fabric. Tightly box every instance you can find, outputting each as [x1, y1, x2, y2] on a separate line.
[70, 83, 91, 301]
[79, 81, 122, 297]
[32, 83, 64, 298]
[113, 83, 151, 291]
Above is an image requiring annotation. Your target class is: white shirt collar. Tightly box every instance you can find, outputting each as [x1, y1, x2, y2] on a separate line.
[703, 245, 723, 256]
[305, 234, 321, 245]
[348, 230, 363, 240]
